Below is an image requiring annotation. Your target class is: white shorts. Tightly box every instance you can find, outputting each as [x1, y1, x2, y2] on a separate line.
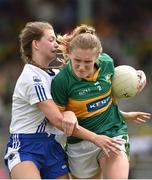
[67, 135, 129, 178]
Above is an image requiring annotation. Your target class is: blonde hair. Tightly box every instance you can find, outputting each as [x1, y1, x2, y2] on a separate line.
[57, 24, 102, 61]
[19, 21, 53, 64]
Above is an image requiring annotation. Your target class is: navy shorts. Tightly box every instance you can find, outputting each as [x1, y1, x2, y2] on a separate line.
[4, 133, 69, 179]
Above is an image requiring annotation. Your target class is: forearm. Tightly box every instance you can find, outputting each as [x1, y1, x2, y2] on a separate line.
[120, 110, 129, 119]
[120, 110, 139, 121]
[37, 99, 65, 131]
[72, 125, 97, 143]
[37, 100, 79, 135]
[120, 110, 151, 123]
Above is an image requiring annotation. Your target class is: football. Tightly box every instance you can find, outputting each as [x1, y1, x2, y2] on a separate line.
[112, 65, 139, 99]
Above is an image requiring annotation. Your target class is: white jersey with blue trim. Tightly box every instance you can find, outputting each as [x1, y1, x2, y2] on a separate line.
[10, 64, 59, 134]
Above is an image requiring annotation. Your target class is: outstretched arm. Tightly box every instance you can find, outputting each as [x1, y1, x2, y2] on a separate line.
[120, 111, 151, 124]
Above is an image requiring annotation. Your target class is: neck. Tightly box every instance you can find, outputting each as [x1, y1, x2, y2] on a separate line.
[30, 60, 51, 71]
[90, 65, 98, 76]
[30, 57, 64, 71]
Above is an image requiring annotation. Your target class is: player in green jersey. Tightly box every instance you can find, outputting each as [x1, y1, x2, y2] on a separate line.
[51, 24, 151, 179]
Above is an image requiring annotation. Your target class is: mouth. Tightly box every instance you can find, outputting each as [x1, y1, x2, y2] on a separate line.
[78, 71, 85, 74]
[51, 49, 57, 54]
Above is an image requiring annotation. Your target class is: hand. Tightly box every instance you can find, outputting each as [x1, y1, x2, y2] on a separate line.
[92, 134, 124, 157]
[123, 111, 151, 124]
[62, 111, 78, 136]
[136, 70, 146, 94]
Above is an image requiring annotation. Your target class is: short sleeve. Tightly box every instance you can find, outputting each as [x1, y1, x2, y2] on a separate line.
[51, 71, 69, 111]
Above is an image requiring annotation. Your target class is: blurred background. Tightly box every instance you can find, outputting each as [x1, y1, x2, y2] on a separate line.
[0, 0, 152, 178]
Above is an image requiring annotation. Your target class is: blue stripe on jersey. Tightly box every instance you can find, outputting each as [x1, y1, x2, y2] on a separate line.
[36, 118, 48, 133]
[35, 85, 41, 101]
[38, 85, 44, 101]
[35, 85, 47, 101]
[41, 86, 47, 99]
[39, 119, 47, 133]
[47, 70, 55, 76]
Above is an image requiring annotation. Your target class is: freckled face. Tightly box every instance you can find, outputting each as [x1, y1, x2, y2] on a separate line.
[69, 48, 98, 79]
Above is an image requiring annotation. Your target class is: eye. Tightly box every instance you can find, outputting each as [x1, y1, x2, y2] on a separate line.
[49, 36, 56, 42]
[85, 61, 92, 64]
[75, 59, 81, 63]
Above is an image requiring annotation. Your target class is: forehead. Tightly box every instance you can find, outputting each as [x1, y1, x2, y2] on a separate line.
[71, 48, 97, 59]
[43, 29, 56, 38]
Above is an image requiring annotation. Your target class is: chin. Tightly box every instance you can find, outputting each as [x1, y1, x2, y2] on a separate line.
[78, 74, 87, 79]
[49, 54, 56, 60]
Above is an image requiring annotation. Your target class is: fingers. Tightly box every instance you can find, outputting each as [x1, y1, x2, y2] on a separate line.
[66, 121, 77, 136]
[135, 112, 151, 124]
[139, 114, 151, 121]
[141, 113, 151, 118]
[62, 118, 68, 135]
[108, 139, 123, 151]
[62, 111, 78, 136]
[136, 70, 146, 93]
[128, 112, 151, 124]
[134, 116, 150, 124]
[62, 118, 78, 136]
[134, 119, 146, 124]
[97, 136, 125, 157]
[102, 147, 110, 157]
[105, 138, 126, 156]
[102, 144, 120, 157]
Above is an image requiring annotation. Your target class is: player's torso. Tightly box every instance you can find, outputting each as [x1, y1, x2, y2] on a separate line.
[63, 56, 128, 143]
[10, 64, 58, 134]
[66, 67, 113, 121]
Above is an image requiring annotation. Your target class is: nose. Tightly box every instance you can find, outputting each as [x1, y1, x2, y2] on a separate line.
[78, 64, 85, 71]
[54, 41, 58, 48]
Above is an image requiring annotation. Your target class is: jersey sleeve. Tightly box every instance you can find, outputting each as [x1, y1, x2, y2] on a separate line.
[17, 73, 52, 106]
[29, 76, 52, 105]
[51, 70, 69, 111]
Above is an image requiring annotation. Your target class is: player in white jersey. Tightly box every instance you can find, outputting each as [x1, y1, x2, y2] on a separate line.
[4, 21, 79, 179]
[10, 64, 59, 134]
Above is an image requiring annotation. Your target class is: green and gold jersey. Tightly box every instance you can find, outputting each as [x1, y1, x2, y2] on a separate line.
[51, 53, 128, 143]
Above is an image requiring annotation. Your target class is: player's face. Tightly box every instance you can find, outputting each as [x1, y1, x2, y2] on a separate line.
[37, 29, 58, 60]
[69, 48, 98, 79]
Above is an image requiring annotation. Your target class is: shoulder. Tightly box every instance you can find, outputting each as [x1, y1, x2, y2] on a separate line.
[97, 53, 114, 64]
[51, 63, 71, 93]
[53, 63, 69, 82]
[96, 53, 115, 75]
[101, 53, 114, 62]
[17, 65, 35, 84]
[16, 64, 52, 90]
[96, 53, 114, 67]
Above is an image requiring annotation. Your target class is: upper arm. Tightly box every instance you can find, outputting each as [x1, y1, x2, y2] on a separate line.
[37, 99, 63, 128]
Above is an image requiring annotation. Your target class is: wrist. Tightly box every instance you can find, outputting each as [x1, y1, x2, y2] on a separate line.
[89, 133, 98, 143]
[72, 125, 97, 142]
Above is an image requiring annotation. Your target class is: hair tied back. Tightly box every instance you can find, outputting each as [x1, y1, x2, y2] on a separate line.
[86, 30, 94, 34]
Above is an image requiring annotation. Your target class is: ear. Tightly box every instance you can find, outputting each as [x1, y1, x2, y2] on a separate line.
[32, 40, 39, 50]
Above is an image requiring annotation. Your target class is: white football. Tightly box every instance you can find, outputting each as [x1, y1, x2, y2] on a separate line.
[112, 65, 139, 99]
